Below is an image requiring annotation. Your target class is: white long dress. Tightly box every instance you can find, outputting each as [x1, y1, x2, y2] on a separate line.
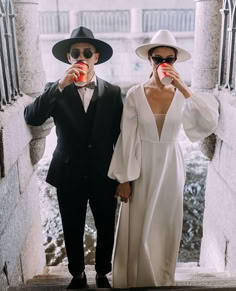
[108, 83, 219, 288]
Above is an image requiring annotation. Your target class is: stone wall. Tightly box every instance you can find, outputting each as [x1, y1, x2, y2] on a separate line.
[0, 95, 46, 290]
[200, 90, 236, 272]
[0, 0, 53, 290]
[192, 0, 236, 273]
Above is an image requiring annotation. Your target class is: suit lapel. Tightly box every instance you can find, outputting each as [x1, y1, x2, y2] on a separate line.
[63, 84, 86, 138]
[86, 85, 99, 113]
[71, 83, 85, 113]
[91, 77, 107, 141]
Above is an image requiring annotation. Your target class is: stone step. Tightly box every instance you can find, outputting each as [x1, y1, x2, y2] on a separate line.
[8, 263, 236, 291]
[7, 287, 236, 291]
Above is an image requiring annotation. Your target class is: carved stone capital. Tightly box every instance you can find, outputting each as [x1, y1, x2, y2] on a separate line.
[194, 0, 221, 2]
[29, 118, 54, 165]
[199, 133, 217, 160]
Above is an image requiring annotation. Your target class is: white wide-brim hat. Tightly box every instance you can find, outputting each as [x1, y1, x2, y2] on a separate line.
[135, 30, 191, 62]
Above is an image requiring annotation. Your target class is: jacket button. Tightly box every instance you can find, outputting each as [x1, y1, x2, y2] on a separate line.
[88, 144, 93, 149]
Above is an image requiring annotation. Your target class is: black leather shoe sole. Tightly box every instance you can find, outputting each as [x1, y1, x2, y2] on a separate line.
[67, 274, 88, 289]
[96, 275, 111, 288]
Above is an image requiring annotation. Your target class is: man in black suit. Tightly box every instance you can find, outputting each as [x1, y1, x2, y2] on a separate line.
[24, 26, 123, 289]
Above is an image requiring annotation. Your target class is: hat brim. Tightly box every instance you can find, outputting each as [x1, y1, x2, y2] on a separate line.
[135, 43, 191, 62]
[52, 37, 113, 65]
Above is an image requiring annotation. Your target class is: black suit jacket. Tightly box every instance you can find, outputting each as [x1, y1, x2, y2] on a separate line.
[24, 77, 123, 192]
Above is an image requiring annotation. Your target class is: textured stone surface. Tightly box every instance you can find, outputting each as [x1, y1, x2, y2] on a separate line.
[200, 164, 229, 272]
[201, 162, 236, 272]
[7, 263, 236, 290]
[228, 245, 236, 272]
[192, 0, 236, 272]
[213, 92, 236, 192]
[198, 133, 216, 161]
[0, 164, 20, 235]
[21, 204, 46, 282]
[0, 2, 51, 291]
[29, 138, 46, 166]
[0, 94, 47, 287]
[0, 172, 44, 281]
[29, 118, 55, 140]
[10, 256, 24, 286]
[13, 0, 46, 97]
[17, 145, 33, 193]
[192, 0, 222, 90]
[215, 92, 236, 149]
[28, 118, 54, 165]
[217, 141, 236, 192]
[192, 68, 219, 89]
[0, 271, 9, 291]
[201, 91, 236, 271]
[0, 96, 33, 178]
[39, 0, 195, 10]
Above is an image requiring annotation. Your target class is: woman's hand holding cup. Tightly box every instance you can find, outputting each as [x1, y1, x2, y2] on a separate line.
[159, 64, 192, 98]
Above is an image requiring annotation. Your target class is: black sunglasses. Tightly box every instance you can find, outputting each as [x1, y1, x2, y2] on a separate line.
[70, 48, 95, 59]
[151, 56, 177, 65]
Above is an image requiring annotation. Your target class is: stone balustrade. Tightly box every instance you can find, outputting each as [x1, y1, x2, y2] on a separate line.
[39, 8, 196, 34]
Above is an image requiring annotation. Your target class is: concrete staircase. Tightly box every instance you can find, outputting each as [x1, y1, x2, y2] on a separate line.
[8, 263, 236, 290]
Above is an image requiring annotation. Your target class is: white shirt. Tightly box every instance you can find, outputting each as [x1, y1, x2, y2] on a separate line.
[77, 74, 97, 112]
[58, 74, 97, 113]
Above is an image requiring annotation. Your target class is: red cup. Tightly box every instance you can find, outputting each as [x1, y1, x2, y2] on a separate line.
[74, 60, 89, 86]
[157, 63, 173, 85]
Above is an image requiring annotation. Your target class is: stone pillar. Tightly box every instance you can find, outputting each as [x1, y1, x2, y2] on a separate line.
[13, 0, 46, 97]
[69, 10, 78, 32]
[13, 0, 54, 151]
[7, 0, 55, 282]
[192, 0, 222, 90]
[130, 8, 143, 33]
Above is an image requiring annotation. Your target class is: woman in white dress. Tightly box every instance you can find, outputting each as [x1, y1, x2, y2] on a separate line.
[108, 30, 219, 288]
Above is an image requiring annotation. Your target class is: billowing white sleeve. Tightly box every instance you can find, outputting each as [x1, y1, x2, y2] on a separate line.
[182, 92, 219, 142]
[108, 88, 141, 183]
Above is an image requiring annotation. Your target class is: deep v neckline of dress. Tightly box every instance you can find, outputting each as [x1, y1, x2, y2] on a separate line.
[141, 83, 177, 142]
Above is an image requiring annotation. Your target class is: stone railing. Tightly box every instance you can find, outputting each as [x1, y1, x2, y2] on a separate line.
[143, 9, 195, 32]
[78, 9, 130, 33]
[0, 0, 21, 111]
[39, 11, 69, 34]
[39, 8, 195, 34]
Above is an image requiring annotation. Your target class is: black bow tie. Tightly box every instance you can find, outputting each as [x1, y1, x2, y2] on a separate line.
[78, 81, 95, 89]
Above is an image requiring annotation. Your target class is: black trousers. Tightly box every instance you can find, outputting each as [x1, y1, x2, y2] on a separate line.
[57, 182, 117, 277]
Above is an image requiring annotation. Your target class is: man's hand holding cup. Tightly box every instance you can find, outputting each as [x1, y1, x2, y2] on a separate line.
[58, 63, 88, 90]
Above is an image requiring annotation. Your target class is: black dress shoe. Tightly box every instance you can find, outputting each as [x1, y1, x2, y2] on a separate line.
[95, 274, 111, 288]
[67, 273, 88, 289]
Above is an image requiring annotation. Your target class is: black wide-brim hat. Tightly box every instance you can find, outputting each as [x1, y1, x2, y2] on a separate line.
[52, 26, 113, 65]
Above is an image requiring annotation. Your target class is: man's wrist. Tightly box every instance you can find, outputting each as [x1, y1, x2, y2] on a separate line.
[58, 86, 63, 93]
[58, 80, 65, 92]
